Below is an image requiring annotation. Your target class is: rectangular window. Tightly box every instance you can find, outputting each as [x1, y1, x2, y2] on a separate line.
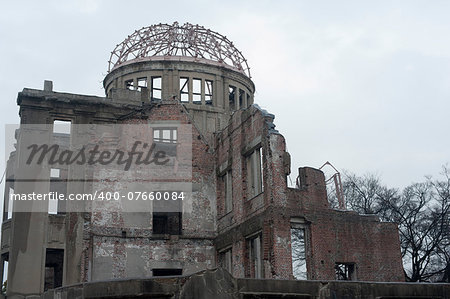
[153, 128, 177, 143]
[1, 253, 8, 294]
[248, 235, 262, 278]
[125, 79, 134, 90]
[153, 128, 177, 158]
[50, 168, 60, 178]
[247, 147, 263, 198]
[205, 80, 213, 105]
[44, 249, 64, 291]
[152, 197, 182, 235]
[49, 168, 67, 215]
[291, 227, 307, 280]
[218, 248, 232, 274]
[192, 78, 201, 104]
[222, 170, 232, 214]
[179, 77, 189, 102]
[335, 263, 356, 280]
[53, 120, 71, 135]
[5, 186, 14, 220]
[137, 77, 147, 91]
[152, 268, 182, 276]
[152, 212, 182, 235]
[151, 77, 162, 100]
[229, 86, 236, 110]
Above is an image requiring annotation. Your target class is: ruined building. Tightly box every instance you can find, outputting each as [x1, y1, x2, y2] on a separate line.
[1, 23, 409, 297]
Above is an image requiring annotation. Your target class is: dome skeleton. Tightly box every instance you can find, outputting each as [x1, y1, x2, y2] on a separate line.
[108, 22, 251, 78]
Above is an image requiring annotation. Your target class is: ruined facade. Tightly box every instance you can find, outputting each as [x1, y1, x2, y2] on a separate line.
[1, 23, 405, 297]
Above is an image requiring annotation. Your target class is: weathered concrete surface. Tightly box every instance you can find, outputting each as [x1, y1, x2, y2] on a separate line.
[180, 268, 238, 299]
[237, 278, 450, 298]
[35, 268, 450, 299]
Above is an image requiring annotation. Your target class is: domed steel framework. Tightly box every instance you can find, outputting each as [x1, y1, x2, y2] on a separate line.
[108, 22, 251, 78]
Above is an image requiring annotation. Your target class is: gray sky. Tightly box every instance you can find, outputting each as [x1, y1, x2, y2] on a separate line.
[1, 0, 449, 189]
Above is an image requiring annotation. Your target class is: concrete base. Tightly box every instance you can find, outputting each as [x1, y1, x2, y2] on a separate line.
[34, 268, 450, 299]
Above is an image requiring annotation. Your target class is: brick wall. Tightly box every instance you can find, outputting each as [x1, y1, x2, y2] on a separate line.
[85, 100, 218, 280]
[215, 105, 404, 282]
[287, 168, 404, 281]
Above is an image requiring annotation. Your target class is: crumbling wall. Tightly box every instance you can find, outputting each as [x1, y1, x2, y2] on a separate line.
[86, 101, 218, 280]
[215, 105, 292, 279]
[287, 167, 405, 281]
[7, 89, 219, 295]
[215, 104, 404, 282]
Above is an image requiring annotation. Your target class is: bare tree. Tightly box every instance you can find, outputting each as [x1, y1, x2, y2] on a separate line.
[385, 182, 442, 281]
[339, 166, 450, 282]
[291, 228, 307, 279]
[341, 172, 398, 215]
[428, 166, 450, 282]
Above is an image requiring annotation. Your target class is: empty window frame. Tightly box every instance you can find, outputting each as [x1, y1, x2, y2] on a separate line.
[125, 79, 135, 90]
[192, 78, 202, 104]
[218, 248, 232, 274]
[153, 128, 177, 144]
[152, 197, 182, 235]
[248, 234, 263, 278]
[44, 249, 64, 291]
[1, 253, 8, 294]
[137, 77, 147, 91]
[221, 170, 233, 214]
[152, 268, 182, 276]
[4, 185, 14, 221]
[7, 188, 13, 219]
[247, 94, 251, 107]
[152, 212, 182, 235]
[49, 168, 67, 215]
[50, 168, 60, 178]
[247, 147, 263, 198]
[335, 263, 356, 280]
[49, 169, 59, 215]
[229, 86, 236, 110]
[205, 80, 213, 105]
[53, 120, 71, 135]
[153, 127, 177, 159]
[151, 77, 162, 100]
[179, 77, 189, 102]
[291, 225, 307, 280]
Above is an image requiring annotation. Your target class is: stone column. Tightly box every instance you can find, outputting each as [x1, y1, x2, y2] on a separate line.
[7, 110, 51, 297]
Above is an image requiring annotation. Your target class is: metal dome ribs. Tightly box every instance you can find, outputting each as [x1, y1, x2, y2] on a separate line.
[108, 22, 251, 78]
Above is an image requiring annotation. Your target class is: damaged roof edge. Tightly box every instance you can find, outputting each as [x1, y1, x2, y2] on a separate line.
[252, 103, 279, 134]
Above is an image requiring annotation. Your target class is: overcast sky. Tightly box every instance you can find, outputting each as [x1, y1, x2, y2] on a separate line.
[1, 0, 449, 189]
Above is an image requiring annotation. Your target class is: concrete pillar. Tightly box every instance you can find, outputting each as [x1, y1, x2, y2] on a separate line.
[223, 79, 230, 111]
[234, 87, 239, 110]
[44, 80, 53, 92]
[188, 76, 193, 104]
[162, 70, 170, 100]
[214, 75, 223, 108]
[7, 113, 51, 296]
[172, 70, 180, 99]
[244, 91, 248, 108]
[201, 78, 205, 105]
[2, 157, 15, 221]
